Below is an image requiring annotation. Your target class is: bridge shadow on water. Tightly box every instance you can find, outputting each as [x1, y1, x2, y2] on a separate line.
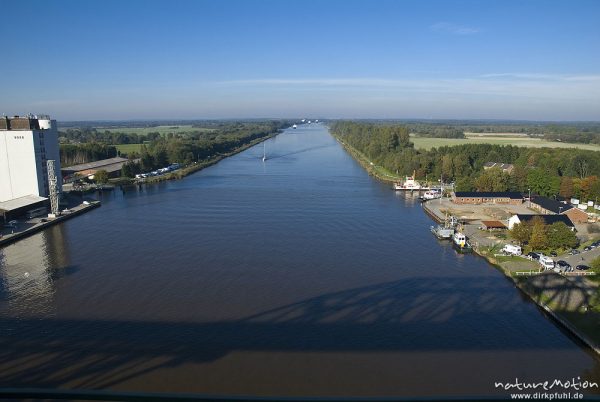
[1, 275, 599, 391]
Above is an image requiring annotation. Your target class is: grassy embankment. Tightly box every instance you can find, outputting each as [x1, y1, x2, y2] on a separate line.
[333, 136, 402, 183]
[411, 133, 600, 151]
[474, 244, 600, 348]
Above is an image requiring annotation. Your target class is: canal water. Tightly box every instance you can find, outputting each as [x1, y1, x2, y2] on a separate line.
[1, 124, 598, 398]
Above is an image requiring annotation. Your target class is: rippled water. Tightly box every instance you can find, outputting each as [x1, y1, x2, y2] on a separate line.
[1, 124, 598, 398]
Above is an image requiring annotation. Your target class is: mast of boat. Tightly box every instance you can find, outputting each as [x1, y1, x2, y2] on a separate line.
[440, 173, 443, 204]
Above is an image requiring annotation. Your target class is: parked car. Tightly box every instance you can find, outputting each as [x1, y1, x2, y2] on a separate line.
[502, 244, 522, 256]
[568, 249, 581, 255]
[576, 265, 590, 271]
[584, 246, 592, 251]
[527, 252, 540, 261]
[549, 251, 557, 257]
[556, 260, 571, 271]
[539, 255, 555, 270]
[4, 220, 18, 228]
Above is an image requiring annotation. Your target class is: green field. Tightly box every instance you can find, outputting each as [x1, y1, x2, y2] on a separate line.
[411, 134, 600, 151]
[99, 125, 215, 136]
[115, 143, 143, 154]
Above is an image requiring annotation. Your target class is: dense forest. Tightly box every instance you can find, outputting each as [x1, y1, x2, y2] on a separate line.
[57, 120, 282, 145]
[121, 121, 289, 177]
[59, 128, 154, 145]
[331, 121, 600, 202]
[404, 123, 465, 138]
[60, 143, 117, 166]
[349, 119, 600, 143]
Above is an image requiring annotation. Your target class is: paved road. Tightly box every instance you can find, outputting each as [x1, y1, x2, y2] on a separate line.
[562, 244, 600, 267]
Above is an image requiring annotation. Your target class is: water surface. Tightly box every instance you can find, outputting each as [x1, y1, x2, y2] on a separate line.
[1, 124, 598, 398]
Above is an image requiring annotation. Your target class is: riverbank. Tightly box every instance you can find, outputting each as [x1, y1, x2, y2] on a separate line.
[132, 132, 280, 185]
[332, 135, 402, 183]
[337, 135, 600, 358]
[422, 200, 600, 357]
[0, 201, 101, 248]
[478, 248, 600, 355]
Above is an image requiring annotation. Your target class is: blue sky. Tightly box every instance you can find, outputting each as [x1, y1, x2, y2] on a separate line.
[1, 0, 599, 121]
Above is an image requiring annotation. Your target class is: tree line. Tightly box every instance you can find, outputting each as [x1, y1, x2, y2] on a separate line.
[59, 127, 154, 144]
[120, 121, 289, 177]
[510, 217, 579, 252]
[331, 121, 600, 203]
[60, 143, 117, 166]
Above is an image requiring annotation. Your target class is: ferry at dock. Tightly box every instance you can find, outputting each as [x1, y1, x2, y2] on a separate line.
[393, 171, 422, 191]
[393, 171, 441, 192]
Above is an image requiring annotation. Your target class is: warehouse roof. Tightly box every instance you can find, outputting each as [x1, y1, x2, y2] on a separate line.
[531, 196, 573, 214]
[454, 191, 523, 199]
[62, 157, 129, 173]
[515, 214, 575, 228]
[0, 195, 47, 212]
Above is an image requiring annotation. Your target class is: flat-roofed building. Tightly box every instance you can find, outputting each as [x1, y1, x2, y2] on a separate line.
[62, 156, 133, 180]
[452, 191, 523, 205]
[0, 115, 62, 203]
[0, 194, 48, 222]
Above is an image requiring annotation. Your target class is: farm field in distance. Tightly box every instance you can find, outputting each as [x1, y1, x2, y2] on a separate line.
[411, 133, 600, 151]
[98, 125, 216, 136]
[114, 143, 144, 154]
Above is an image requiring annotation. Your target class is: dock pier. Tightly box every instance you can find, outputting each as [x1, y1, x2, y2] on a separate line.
[0, 201, 100, 248]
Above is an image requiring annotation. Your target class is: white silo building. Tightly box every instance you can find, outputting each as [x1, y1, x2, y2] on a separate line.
[0, 115, 62, 218]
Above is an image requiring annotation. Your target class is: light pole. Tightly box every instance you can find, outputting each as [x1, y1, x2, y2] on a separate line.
[528, 188, 531, 208]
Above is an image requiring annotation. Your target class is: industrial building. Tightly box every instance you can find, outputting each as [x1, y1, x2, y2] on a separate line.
[529, 196, 589, 224]
[452, 191, 524, 205]
[0, 115, 62, 220]
[62, 156, 131, 181]
[507, 214, 575, 230]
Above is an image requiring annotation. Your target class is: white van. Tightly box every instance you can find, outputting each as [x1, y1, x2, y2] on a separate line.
[539, 256, 555, 270]
[502, 244, 522, 256]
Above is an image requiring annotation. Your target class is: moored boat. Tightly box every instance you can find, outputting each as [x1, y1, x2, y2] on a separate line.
[420, 189, 442, 201]
[452, 231, 473, 253]
[393, 171, 422, 191]
[430, 215, 457, 239]
[431, 225, 454, 239]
